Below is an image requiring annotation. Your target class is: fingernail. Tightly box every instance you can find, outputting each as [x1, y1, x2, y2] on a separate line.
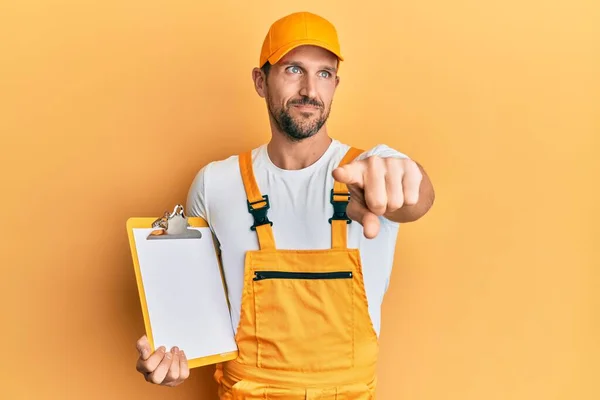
[171, 346, 179, 354]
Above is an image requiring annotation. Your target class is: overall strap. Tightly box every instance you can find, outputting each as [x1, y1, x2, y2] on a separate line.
[239, 151, 276, 250]
[330, 147, 364, 249]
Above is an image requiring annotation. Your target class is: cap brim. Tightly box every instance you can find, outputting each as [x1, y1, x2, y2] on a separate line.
[267, 39, 344, 66]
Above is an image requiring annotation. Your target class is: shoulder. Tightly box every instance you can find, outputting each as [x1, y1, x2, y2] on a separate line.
[327, 139, 357, 163]
[190, 145, 264, 185]
[185, 146, 264, 219]
[357, 143, 410, 160]
[331, 140, 409, 162]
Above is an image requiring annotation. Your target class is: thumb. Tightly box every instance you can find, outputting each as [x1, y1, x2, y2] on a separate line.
[137, 335, 151, 360]
[347, 200, 380, 239]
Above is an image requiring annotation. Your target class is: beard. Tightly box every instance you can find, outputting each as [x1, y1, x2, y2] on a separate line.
[266, 90, 331, 142]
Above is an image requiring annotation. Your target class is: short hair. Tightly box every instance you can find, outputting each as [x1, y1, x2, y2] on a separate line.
[261, 61, 272, 77]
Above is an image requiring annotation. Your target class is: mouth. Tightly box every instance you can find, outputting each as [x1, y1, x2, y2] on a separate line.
[291, 104, 321, 112]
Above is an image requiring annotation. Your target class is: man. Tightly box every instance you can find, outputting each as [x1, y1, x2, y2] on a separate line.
[135, 11, 434, 398]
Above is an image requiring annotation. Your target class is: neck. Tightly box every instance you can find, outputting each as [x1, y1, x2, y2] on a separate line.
[267, 128, 333, 170]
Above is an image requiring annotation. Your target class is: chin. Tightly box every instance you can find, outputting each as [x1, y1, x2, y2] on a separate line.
[285, 132, 318, 142]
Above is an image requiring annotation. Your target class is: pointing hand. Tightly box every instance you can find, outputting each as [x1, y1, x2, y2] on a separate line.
[332, 156, 422, 238]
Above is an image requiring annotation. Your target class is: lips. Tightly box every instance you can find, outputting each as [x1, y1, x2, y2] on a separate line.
[293, 104, 319, 110]
[288, 98, 322, 109]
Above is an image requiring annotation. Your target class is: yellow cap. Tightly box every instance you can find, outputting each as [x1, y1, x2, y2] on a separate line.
[259, 12, 344, 67]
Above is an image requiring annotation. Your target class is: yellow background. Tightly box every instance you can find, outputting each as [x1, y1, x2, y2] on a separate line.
[1, 1, 598, 399]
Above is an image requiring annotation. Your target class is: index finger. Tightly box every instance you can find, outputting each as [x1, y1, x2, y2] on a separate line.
[136, 346, 166, 374]
[332, 161, 366, 188]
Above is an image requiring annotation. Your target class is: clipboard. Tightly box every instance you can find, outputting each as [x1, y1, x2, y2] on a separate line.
[126, 205, 238, 369]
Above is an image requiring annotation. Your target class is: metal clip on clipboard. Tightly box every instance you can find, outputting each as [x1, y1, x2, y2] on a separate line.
[146, 204, 202, 240]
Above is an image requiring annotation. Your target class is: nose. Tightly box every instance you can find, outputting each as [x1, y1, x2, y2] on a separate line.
[298, 74, 317, 99]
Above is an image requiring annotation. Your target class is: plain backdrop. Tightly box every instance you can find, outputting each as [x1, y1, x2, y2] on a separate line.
[1, 1, 598, 399]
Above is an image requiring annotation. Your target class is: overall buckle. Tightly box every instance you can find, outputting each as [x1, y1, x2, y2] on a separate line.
[247, 195, 273, 231]
[329, 189, 352, 224]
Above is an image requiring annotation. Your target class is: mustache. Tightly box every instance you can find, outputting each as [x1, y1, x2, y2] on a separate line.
[287, 97, 323, 108]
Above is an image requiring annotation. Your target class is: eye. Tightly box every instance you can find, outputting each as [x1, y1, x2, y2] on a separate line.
[287, 66, 302, 74]
[319, 71, 331, 78]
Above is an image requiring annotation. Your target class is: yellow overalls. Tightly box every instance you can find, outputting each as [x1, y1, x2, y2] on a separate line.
[215, 146, 379, 399]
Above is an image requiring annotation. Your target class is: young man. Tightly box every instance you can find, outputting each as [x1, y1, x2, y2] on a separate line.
[135, 11, 435, 399]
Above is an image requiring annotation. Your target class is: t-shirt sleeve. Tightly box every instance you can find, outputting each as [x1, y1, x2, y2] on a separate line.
[185, 163, 211, 222]
[357, 143, 410, 160]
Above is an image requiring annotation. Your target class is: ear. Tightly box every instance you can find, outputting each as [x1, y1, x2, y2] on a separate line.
[252, 67, 267, 98]
[334, 59, 341, 89]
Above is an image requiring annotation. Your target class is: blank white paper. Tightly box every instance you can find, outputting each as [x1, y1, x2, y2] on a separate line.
[132, 227, 237, 360]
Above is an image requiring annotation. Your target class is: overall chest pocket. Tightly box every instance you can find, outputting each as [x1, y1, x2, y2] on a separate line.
[252, 270, 355, 372]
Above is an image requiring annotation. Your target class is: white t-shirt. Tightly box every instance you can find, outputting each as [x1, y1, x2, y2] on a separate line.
[186, 139, 409, 337]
